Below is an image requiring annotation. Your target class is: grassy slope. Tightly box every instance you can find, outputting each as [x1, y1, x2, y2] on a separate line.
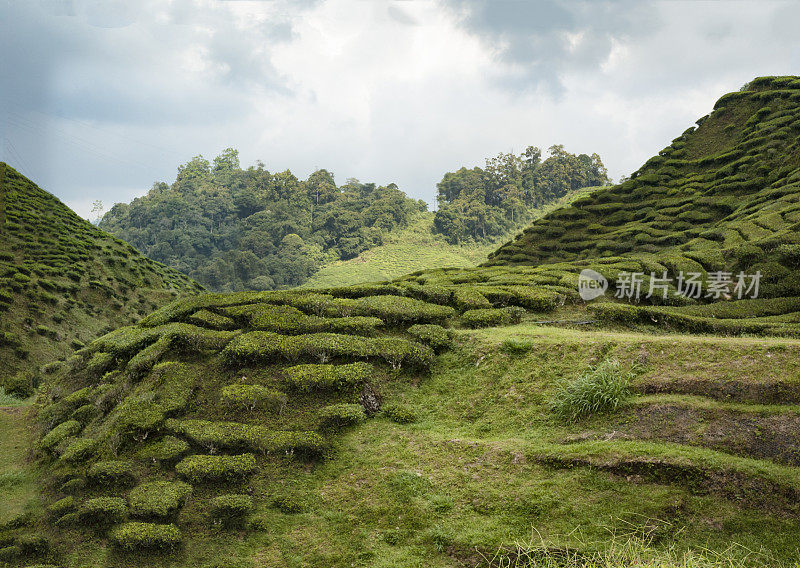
[0, 163, 202, 380]
[302, 188, 601, 289]
[23, 315, 800, 568]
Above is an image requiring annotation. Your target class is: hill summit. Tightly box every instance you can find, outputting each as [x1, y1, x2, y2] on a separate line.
[0, 164, 202, 389]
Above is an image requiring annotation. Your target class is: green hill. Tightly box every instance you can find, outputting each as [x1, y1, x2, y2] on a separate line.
[5, 78, 800, 568]
[302, 188, 601, 289]
[488, 76, 800, 304]
[0, 163, 202, 391]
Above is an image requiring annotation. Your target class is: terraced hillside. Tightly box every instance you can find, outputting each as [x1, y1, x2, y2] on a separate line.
[6, 78, 800, 567]
[489, 76, 800, 301]
[0, 163, 202, 389]
[4, 267, 800, 567]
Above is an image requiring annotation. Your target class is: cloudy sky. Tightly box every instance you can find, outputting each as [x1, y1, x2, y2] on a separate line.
[2, 0, 800, 219]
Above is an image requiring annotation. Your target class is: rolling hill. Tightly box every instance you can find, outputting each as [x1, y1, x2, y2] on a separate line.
[301, 188, 600, 289]
[0, 163, 202, 391]
[5, 77, 800, 568]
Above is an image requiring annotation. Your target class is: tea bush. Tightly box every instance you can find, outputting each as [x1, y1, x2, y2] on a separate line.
[166, 419, 325, 457]
[283, 362, 371, 392]
[220, 384, 287, 412]
[461, 307, 525, 328]
[39, 420, 82, 452]
[317, 403, 366, 430]
[78, 497, 128, 527]
[110, 522, 182, 550]
[407, 324, 453, 352]
[87, 460, 137, 487]
[174, 453, 258, 483]
[128, 481, 192, 518]
[59, 437, 97, 463]
[382, 403, 417, 424]
[208, 494, 253, 527]
[137, 436, 190, 463]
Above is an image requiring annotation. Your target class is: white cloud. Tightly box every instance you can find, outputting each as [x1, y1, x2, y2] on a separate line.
[1, 0, 800, 220]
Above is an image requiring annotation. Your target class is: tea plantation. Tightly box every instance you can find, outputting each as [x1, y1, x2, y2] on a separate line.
[3, 77, 800, 567]
[0, 163, 202, 388]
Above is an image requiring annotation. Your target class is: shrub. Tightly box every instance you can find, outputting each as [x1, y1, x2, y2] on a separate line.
[549, 359, 634, 422]
[167, 419, 325, 457]
[110, 522, 181, 550]
[2, 371, 35, 398]
[407, 324, 453, 353]
[351, 295, 456, 325]
[39, 420, 82, 452]
[174, 454, 258, 483]
[70, 404, 100, 425]
[271, 494, 305, 514]
[220, 384, 287, 412]
[78, 497, 128, 527]
[129, 481, 192, 519]
[137, 436, 190, 463]
[317, 404, 366, 431]
[223, 332, 434, 370]
[187, 309, 235, 330]
[59, 437, 97, 463]
[382, 403, 417, 424]
[87, 460, 137, 487]
[208, 494, 253, 527]
[461, 307, 525, 328]
[47, 496, 76, 519]
[284, 362, 371, 392]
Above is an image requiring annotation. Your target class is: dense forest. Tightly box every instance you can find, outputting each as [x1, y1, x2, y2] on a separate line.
[433, 145, 610, 243]
[99, 149, 426, 292]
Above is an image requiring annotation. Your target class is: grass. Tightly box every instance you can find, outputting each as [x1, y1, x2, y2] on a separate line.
[0, 387, 30, 407]
[0, 407, 37, 525]
[549, 358, 635, 421]
[300, 212, 495, 289]
[302, 187, 598, 289]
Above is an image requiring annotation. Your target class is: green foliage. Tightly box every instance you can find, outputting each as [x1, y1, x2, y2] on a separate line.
[187, 309, 235, 330]
[99, 151, 424, 291]
[500, 338, 533, 356]
[47, 496, 76, 519]
[207, 494, 253, 526]
[407, 324, 453, 352]
[128, 481, 192, 519]
[1, 371, 35, 398]
[59, 437, 98, 463]
[174, 454, 258, 483]
[220, 384, 287, 412]
[222, 332, 434, 370]
[137, 436, 190, 463]
[78, 497, 128, 527]
[382, 403, 417, 424]
[434, 145, 609, 243]
[350, 295, 456, 325]
[110, 522, 182, 550]
[283, 362, 371, 392]
[166, 419, 325, 457]
[461, 306, 525, 328]
[87, 460, 137, 487]
[550, 359, 635, 422]
[39, 420, 82, 452]
[316, 403, 366, 430]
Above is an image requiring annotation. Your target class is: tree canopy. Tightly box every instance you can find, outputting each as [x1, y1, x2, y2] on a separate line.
[433, 145, 609, 243]
[99, 149, 426, 291]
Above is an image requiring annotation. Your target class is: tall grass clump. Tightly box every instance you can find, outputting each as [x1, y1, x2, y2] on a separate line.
[480, 531, 792, 568]
[549, 359, 634, 422]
